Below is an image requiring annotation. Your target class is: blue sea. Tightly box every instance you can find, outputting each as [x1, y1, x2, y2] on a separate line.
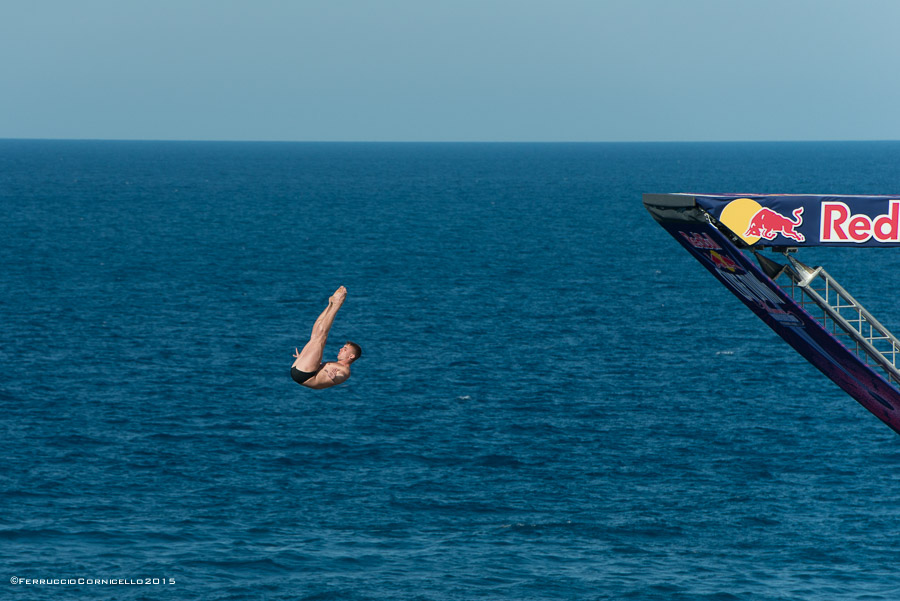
[4, 140, 900, 601]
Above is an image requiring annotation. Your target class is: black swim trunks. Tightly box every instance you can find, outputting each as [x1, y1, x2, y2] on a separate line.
[291, 365, 324, 385]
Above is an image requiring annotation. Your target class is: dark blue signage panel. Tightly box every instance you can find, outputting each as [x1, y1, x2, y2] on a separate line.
[685, 194, 900, 247]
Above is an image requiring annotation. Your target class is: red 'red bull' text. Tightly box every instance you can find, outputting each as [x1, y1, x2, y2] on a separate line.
[821, 201, 900, 243]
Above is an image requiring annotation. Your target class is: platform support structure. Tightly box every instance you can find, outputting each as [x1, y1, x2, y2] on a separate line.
[757, 252, 900, 388]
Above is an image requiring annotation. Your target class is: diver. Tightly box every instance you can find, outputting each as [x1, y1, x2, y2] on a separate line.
[290, 286, 361, 389]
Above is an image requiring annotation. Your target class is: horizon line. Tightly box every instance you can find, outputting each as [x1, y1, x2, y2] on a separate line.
[2, 137, 900, 145]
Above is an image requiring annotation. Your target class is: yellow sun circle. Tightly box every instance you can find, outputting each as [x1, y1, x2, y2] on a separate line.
[719, 198, 763, 245]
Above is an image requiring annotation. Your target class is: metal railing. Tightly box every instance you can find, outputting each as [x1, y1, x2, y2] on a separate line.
[759, 252, 900, 388]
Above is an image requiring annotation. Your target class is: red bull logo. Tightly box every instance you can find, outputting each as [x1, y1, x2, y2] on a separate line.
[709, 250, 739, 272]
[715, 196, 900, 246]
[719, 198, 804, 246]
[744, 207, 805, 243]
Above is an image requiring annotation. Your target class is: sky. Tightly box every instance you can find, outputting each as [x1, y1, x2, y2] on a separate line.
[2, 0, 900, 142]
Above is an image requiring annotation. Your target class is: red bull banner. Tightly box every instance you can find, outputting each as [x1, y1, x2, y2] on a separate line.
[689, 194, 900, 247]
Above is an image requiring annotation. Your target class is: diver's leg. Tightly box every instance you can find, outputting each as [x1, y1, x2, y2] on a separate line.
[292, 287, 346, 371]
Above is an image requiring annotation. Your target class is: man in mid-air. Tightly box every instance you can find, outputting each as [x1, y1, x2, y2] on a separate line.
[291, 286, 361, 390]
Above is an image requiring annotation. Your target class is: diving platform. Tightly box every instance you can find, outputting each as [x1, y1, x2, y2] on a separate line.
[645, 193, 900, 435]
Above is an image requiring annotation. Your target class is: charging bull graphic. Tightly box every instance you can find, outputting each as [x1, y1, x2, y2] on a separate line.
[744, 207, 805, 243]
[709, 250, 740, 272]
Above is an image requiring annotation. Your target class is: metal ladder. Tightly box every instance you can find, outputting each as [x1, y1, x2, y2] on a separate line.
[756, 252, 900, 388]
